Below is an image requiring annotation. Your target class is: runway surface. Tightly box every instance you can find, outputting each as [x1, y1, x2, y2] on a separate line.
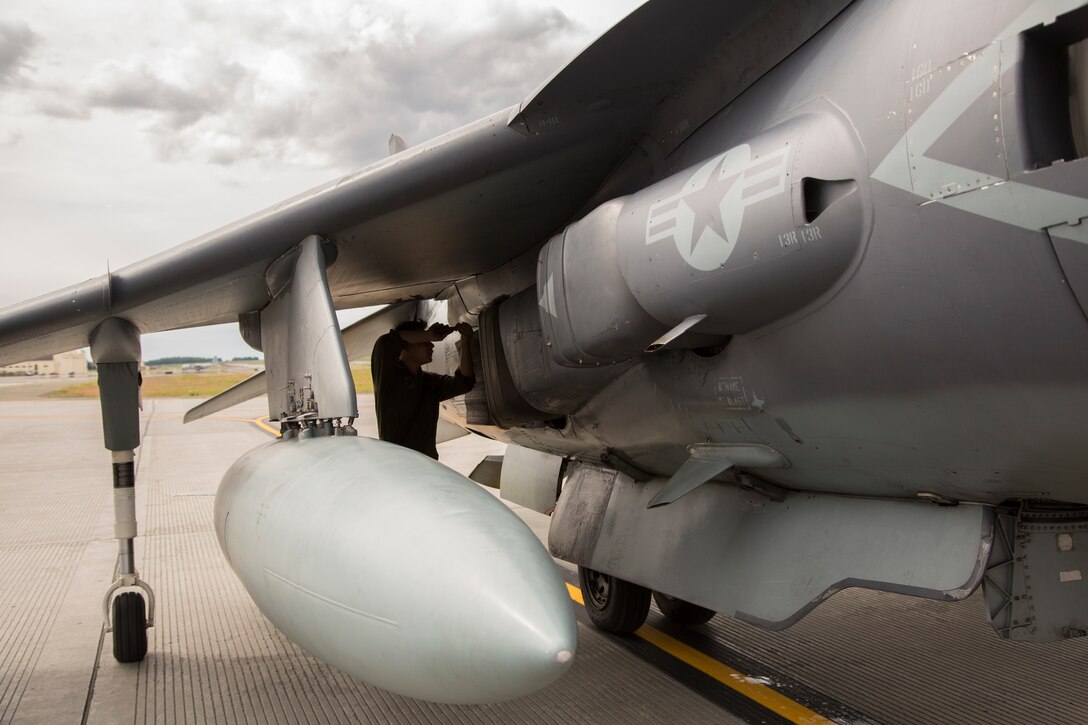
[0, 394, 1085, 724]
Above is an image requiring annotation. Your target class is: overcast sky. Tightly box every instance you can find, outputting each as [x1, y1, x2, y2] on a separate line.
[0, 0, 643, 360]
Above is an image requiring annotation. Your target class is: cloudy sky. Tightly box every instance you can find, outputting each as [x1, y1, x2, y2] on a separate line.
[0, 0, 643, 359]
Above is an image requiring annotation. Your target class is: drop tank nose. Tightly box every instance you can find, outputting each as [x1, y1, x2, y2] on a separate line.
[214, 435, 576, 704]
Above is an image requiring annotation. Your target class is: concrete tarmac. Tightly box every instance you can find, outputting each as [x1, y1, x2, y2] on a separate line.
[0, 394, 1086, 724]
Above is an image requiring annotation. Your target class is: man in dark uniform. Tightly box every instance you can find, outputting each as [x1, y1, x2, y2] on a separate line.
[370, 320, 475, 459]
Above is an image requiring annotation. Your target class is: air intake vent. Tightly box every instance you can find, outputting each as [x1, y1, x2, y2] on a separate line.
[1072, 36, 1088, 158]
[1019, 6, 1088, 167]
[801, 178, 856, 223]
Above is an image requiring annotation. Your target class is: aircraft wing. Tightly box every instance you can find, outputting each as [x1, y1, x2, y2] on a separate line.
[0, 0, 851, 366]
[0, 103, 626, 366]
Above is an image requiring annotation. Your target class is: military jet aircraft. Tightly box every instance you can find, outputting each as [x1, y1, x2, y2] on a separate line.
[2, 0, 1088, 705]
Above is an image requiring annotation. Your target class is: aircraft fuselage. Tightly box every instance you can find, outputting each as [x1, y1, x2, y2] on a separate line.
[447, 0, 1088, 507]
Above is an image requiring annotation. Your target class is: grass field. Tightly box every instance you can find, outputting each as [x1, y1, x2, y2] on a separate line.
[45, 367, 375, 399]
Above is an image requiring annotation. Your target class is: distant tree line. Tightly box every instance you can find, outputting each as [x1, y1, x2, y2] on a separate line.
[146, 357, 214, 366]
[144, 356, 261, 366]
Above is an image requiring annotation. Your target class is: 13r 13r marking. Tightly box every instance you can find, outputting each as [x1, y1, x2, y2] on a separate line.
[778, 225, 821, 248]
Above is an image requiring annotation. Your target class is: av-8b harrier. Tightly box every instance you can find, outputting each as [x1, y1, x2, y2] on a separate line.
[2, 0, 1087, 704]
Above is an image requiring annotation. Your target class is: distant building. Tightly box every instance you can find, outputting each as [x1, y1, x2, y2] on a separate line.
[0, 350, 89, 377]
[53, 350, 90, 376]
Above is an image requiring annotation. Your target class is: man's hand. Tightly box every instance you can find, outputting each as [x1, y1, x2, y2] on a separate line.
[427, 323, 454, 341]
[454, 322, 473, 340]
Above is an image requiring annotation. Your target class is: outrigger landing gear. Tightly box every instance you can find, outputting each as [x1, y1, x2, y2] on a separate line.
[92, 318, 156, 663]
[100, 448, 155, 662]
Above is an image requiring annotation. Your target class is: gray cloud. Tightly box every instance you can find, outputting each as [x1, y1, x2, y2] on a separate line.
[299, 5, 581, 165]
[85, 59, 246, 130]
[87, 65, 212, 116]
[0, 22, 38, 87]
[35, 99, 91, 120]
[58, 3, 586, 169]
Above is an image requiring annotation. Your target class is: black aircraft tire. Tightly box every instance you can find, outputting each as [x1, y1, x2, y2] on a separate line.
[652, 591, 716, 626]
[578, 566, 651, 634]
[112, 591, 148, 663]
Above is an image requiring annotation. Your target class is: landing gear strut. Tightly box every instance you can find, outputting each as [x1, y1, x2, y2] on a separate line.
[92, 318, 155, 662]
[652, 591, 716, 626]
[578, 566, 650, 634]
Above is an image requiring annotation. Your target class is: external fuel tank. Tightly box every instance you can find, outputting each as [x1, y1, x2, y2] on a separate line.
[215, 434, 576, 704]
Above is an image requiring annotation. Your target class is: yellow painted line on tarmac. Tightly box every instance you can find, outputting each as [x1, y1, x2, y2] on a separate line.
[215, 415, 280, 437]
[250, 417, 281, 437]
[565, 583, 832, 725]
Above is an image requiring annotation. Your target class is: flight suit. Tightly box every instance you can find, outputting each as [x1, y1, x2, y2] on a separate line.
[371, 330, 475, 459]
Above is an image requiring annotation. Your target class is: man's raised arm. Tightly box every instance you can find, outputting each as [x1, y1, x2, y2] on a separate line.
[399, 323, 454, 344]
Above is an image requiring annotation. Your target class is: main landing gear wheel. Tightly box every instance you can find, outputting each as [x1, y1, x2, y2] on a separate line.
[578, 566, 651, 634]
[652, 591, 716, 626]
[112, 591, 148, 662]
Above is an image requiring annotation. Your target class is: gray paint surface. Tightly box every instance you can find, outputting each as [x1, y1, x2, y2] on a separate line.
[261, 237, 356, 423]
[2, 0, 1087, 641]
[551, 461, 991, 627]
